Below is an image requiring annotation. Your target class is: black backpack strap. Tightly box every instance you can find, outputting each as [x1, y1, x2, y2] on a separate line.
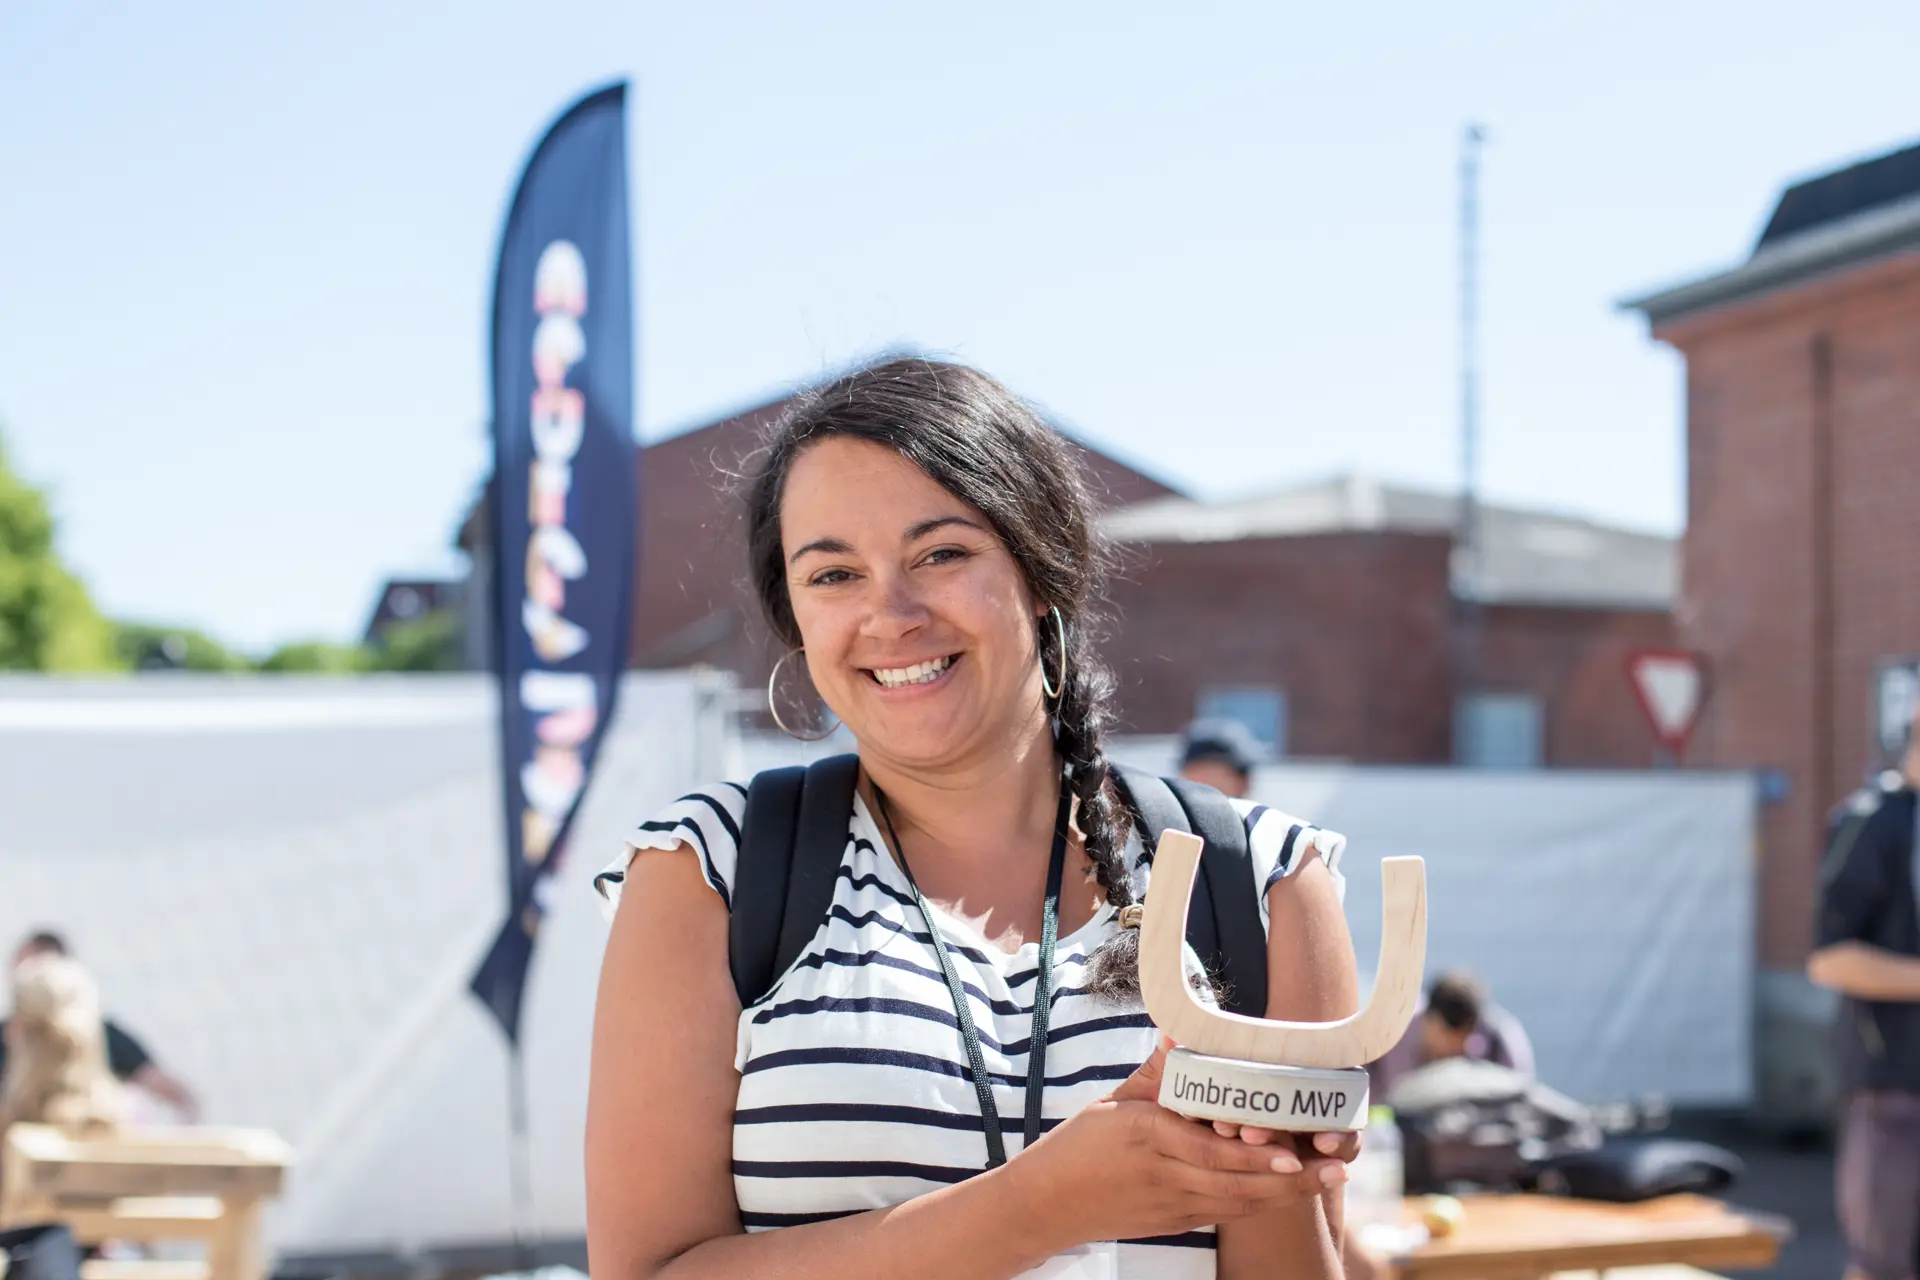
[732, 765, 806, 1007]
[731, 754, 863, 1008]
[772, 754, 862, 996]
[1110, 765, 1220, 993]
[736, 758, 1263, 1015]
[1166, 777, 1268, 1017]
[1111, 766, 1186, 866]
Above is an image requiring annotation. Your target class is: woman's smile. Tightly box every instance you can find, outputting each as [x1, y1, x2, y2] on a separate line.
[865, 652, 960, 691]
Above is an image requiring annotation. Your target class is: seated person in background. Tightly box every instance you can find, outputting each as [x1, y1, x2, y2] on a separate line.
[1368, 971, 1535, 1101]
[1, 952, 124, 1134]
[0, 931, 199, 1122]
[1176, 717, 1265, 800]
[1340, 975, 1537, 1280]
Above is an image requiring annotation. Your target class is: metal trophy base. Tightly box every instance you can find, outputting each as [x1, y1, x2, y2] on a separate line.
[1156, 1047, 1371, 1131]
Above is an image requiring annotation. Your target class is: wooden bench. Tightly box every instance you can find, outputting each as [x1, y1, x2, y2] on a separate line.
[0, 1125, 291, 1280]
[75, 1262, 214, 1280]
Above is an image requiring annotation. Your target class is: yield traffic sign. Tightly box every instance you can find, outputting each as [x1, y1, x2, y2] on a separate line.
[1626, 648, 1710, 760]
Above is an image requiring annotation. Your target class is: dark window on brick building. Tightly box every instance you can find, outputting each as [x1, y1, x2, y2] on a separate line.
[1456, 692, 1544, 769]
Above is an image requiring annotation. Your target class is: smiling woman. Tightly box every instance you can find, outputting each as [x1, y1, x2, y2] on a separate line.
[585, 359, 1359, 1280]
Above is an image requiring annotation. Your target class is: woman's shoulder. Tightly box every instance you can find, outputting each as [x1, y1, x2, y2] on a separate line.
[595, 781, 751, 915]
[1225, 795, 1347, 880]
[1125, 785, 1346, 895]
[1215, 797, 1348, 926]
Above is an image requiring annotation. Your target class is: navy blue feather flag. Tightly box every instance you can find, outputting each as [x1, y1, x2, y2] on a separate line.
[470, 83, 636, 1044]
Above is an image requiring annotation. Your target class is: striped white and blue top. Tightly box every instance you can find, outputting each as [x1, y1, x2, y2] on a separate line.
[598, 782, 1345, 1280]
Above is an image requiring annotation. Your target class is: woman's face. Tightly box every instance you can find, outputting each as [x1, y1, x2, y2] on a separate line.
[779, 436, 1049, 771]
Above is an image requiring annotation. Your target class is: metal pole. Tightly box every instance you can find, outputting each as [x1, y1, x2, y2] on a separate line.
[508, 1042, 536, 1271]
[1455, 123, 1487, 744]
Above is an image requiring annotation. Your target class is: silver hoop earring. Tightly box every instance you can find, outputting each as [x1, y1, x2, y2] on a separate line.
[1039, 605, 1069, 702]
[768, 647, 840, 742]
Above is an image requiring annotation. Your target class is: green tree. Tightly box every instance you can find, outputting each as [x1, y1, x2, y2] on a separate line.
[257, 640, 370, 674]
[114, 621, 252, 672]
[0, 432, 120, 671]
[365, 609, 464, 673]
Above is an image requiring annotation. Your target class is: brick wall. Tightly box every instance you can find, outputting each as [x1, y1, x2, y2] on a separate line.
[1656, 251, 1920, 966]
[1829, 271, 1920, 795]
[1477, 604, 1678, 768]
[616, 384, 1677, 783]
[630, 398, 781, 674]
[1106, 533, 1672, 765]
[626, 397, 1676, 771]
[1104, 532, 1456, 759]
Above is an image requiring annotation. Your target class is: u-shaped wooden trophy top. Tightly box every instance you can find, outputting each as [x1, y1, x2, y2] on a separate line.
[1139, 832, 1429, 1068]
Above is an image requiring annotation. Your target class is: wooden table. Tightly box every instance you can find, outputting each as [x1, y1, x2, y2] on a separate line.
[1386, 1194, 1789, 1280]
[1, 1125, 291, 1280]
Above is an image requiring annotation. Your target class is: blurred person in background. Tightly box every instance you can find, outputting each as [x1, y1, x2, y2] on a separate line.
[0, 932, 199, 1123]
[1809, 696, 1920, 1280]
[1366, 971, 1535, 1101]
[0, 951, 124, 1136]
[1176, 718, 1265, 799]
[1338, 974, 1534, 1280]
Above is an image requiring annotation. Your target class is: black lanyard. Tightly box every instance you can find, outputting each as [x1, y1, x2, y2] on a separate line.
[872, 774, 1070, 1168]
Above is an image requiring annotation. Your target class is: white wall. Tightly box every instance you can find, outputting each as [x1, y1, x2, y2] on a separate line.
[1248, 763, 1754, 1107]
[0, 672, 736, 1257]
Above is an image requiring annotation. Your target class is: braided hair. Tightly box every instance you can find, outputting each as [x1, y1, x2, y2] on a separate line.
[743, 357, 1144, 1000]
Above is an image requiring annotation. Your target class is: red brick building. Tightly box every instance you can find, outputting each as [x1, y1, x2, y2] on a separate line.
[1102, 475, 1675, 766]
[554, 391, 1677, 769]
[1627, 139, 1920, 974]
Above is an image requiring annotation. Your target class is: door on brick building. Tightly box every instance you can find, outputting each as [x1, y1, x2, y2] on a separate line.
[1455, 692, 1544, 769]
[1876, 657, 1920, 771]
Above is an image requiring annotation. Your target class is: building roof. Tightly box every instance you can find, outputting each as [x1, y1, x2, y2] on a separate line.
[452, 359, 1185, 556]
[361, 577, 464, 644]
[1624, 138, 1920, 326]
[1100, 473, 1675, 609]
[636, 374, 1185, 508]
[1757, 140, 1920, 248]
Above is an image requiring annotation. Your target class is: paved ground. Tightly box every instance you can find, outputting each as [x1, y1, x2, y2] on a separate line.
[1678, 1117, 1841, 1279]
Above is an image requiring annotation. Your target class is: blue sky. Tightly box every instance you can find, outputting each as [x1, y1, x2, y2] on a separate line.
[2, 1, 1917, 650]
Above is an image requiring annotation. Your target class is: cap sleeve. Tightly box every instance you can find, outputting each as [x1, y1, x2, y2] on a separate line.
[1233, 799, 1348, 935]
[595, 782, 747, 919]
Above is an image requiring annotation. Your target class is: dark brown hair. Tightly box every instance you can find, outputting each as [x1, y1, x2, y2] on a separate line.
[1427, 972, 1487, 1033]
[744, 357, 1142, 999]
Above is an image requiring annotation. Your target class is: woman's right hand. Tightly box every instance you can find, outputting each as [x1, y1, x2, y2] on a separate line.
[1003, 1037, 1347, 1251]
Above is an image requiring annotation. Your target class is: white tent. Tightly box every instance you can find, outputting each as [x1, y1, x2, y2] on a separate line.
[0, 671, 735, 1261]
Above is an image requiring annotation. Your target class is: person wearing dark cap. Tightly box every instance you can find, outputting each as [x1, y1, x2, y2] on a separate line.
[1177, 717, 1265, 800]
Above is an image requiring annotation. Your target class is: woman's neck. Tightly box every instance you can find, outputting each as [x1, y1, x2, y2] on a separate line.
[860, 719, 1062, 858]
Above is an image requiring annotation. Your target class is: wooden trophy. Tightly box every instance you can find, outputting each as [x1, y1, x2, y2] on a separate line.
[1140, 832, 1427, 1131]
